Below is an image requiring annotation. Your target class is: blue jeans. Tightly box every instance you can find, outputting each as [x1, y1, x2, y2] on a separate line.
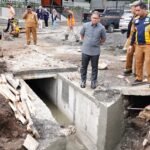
[80, 53, 99, 82]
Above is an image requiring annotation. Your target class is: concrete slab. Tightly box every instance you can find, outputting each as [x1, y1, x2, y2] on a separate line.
[1, 44, 77, 79]
[121, 84, 150, 96]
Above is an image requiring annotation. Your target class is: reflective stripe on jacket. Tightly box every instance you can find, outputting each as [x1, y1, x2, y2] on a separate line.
[133, 16, 150, 45]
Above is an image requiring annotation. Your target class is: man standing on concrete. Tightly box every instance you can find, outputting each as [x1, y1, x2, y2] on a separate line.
[123, 1, 140, 76]
[129, 2, 150, 84]
[23, 5, 38, 45]
[4, 2, 15, 32]
[80, 11, 106, 89]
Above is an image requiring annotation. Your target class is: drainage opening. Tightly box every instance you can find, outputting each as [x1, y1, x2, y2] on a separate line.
[26, 78, 87, 150]
[125, 95, 150, 117]
[118, 95, 150, 150]
[26, 78, 71, 125]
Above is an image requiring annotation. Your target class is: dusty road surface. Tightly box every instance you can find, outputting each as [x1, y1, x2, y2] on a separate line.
[0, 24, 132, 87]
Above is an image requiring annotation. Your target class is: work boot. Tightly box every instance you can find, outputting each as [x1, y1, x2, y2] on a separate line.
[75, 35, 79, 42]
[91, 81, 97, 89]
[3, 29, 8, 32]
[131, 79, 142, 86]
[123, 69, 132, 76]
[27, 41, 30, 45]
[63, 34, 68, 41]
[80, 80, 86, 88]
[34, 41, 37, 45]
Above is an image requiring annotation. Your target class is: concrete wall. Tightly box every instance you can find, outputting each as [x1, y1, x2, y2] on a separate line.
[55, 74, 125, 150]
[98, 96, 124, 150]
[27, 75, 125, 150]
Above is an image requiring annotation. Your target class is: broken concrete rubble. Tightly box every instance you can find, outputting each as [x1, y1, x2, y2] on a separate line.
[139, 105, 150, 121]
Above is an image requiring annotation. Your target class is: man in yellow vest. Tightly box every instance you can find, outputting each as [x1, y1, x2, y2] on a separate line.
[129, 2, 150, 84]
[23, 5, 38, 45]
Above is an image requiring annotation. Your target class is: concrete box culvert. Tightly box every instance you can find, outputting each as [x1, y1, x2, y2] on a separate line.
[20, 79, 67, 150]
[25, 74, 126, 150]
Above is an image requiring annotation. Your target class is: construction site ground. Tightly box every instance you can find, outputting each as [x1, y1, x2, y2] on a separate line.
[0, 93, 26, 150]
[0, 23, 150, 150]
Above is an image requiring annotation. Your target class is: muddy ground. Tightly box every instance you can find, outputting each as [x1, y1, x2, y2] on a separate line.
[0, 21, 149, 150]
[0, 94, 26, 150]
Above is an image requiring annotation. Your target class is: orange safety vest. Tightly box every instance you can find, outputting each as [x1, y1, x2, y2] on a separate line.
[67, 15, 75, 27]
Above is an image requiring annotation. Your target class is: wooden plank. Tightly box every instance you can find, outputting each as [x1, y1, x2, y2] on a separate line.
[0, 84, 17, 102]
[1, 74, 7, 83]
[16, 101, 26, 116]
[5, 74, 21, 90]
[8, 102, 27, 125]
[23, 134, 39, 150]
[20, 86, 40, 138]
[6, 83, 20, 95]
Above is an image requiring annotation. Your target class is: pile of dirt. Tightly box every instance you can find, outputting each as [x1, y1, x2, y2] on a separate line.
[0, 94, 27, 150]
[117, 117, 150, 150]
[0, 61, 7, 73]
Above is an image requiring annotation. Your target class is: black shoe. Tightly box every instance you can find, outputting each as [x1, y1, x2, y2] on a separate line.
[91, 81, 97, 89]
[3, 29, 8, 32]
[123, 69, 132, 76]
[131, 79, 142, 86]
[80, 81, 86, 88]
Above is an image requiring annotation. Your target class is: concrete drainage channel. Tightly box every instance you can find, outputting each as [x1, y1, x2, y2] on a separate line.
[1, 72, 150, 150]
[13, 69, 150, 150]
[19, 72, 124, 150]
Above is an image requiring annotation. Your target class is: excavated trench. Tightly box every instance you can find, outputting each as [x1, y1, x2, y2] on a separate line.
[24, 77, 150, 150]
[117, 95, 150, 150]
[26, 78, 87, 150]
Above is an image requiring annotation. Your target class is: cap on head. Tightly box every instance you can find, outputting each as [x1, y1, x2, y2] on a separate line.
[129, 1, 140, 7]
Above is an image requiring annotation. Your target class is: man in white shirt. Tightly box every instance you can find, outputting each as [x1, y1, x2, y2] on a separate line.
[4, 2, 15, 32]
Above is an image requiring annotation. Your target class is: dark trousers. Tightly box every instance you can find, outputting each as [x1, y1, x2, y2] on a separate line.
[81, 53, 99, 82]
[5, 18, 13, 32]
[44, 19, 48, 27]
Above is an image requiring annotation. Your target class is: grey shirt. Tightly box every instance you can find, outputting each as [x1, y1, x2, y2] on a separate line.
[80, 22, 106, 56]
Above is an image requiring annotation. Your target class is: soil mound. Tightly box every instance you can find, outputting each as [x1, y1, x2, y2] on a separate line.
[0, 94, 27, 150]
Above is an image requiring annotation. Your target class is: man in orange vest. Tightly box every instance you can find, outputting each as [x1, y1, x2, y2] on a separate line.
[23, 5, 38, 45]
[64, 8, 79, 42]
